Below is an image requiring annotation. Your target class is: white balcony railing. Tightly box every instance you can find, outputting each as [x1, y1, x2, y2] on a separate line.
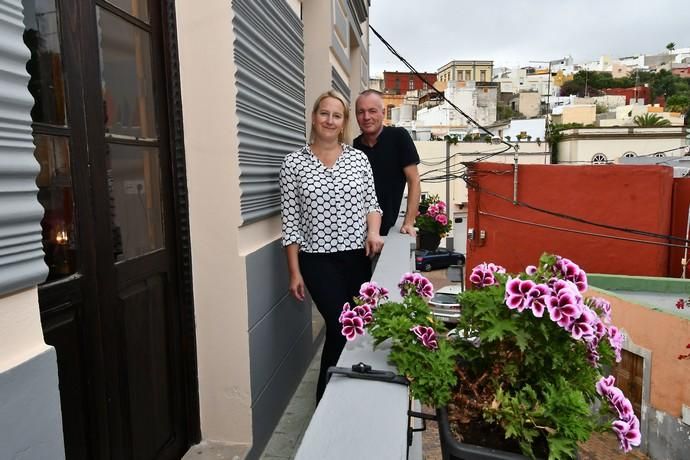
[294, 224, 422, 460]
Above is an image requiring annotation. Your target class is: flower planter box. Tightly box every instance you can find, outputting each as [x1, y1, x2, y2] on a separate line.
[437, 407, 528, 460]
[417, 231, 441, 251]
[339, 254, 641, 460]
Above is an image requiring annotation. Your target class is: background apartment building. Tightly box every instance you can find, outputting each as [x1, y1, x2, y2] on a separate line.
[556, 127, 687, 164]
[382, 70, 437, 94]
[437, 60, 493, 83]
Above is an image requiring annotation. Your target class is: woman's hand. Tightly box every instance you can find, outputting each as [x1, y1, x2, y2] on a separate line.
[365, 231, 384, 257]
[289, 272, 306, 301]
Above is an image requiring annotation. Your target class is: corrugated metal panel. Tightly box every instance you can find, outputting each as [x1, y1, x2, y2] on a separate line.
[332, 0, 348, 46]
[0, 0, 47, 294]
[349, 0, 368, 25]
[233, 0, 305, 224]
[345, 0, 362, 36]
[331, 67, 350, 103]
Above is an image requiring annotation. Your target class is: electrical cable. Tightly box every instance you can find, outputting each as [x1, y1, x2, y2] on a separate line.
[369, 25, 518, 153]
[371, 26, 688, 167]
[638, 145, 688, 158]
[370, 24, 690, 237]
[420, 158, 469, 177]
[479, 211, 690, 249]
[419, 153, 462, 166]
[420, 145, 517, 181]
[464, 174, 690, 244]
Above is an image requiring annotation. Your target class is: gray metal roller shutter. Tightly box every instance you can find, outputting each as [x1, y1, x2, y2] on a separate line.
[233, 0, 305, 224]
[0, 0, 48, 294]
[331, 67, 350, 104]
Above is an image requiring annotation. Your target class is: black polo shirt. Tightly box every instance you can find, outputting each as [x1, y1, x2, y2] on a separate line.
[354, 126, 420, 236]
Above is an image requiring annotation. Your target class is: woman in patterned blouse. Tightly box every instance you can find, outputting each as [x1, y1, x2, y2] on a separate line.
[279, 90, 384, 402]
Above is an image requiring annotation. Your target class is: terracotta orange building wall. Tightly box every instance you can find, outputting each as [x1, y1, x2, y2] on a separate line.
[588, 288, 690, 417]
[465, 163, 674, 276]
[669, 178, 690, 278]
[603, 86, 651, 104]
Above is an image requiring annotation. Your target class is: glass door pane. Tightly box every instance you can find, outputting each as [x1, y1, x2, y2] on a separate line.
[23, 0, 67, 125]
[34, 135, 78, 280]
[97, 7, 158, 140]
[107, 143, 164, 261]
[105, 0, 149, 23]
[96, 5, 163, 260]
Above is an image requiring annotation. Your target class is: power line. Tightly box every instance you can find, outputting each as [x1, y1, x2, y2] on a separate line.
[420, 153, 461, 166]
[371, 25, 687, 167]
[369, 25, 517, 152]
[420, 145, 517, 180]
[479, 211, 690, 249]
[637, 145, 688, 158]
[464, 174, 690, 244]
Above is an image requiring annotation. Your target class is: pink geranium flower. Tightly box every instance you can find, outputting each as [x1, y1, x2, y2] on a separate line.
[353, 305, 373, 325]
[398, 272, 434, 299]
[505, 278, 536, 312]
[547, 287, 582, 328]
[358, 281, 389, 306]
[340, 311, 364, 341]
[470, 262, 504, 288]
[607, 326, 624, 362]
[596, 375, 616, 397]
[596, 376, 641, 452]
[555, 257, 588, 292]
[338, 302, 352, 322]
[569, 306, 597, 341]
[411, 325, 438, 350]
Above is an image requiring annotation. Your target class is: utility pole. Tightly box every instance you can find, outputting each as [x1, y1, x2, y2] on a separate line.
[530, 58, 561, 151]
[445, 139, 453, 251]
[546, 61, 552, 120]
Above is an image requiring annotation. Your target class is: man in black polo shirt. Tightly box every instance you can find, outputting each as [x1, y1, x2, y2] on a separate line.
[354, 89, 421, 236]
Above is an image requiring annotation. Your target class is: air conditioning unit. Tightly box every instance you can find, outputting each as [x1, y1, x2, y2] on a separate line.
[673, 167, 690, 178]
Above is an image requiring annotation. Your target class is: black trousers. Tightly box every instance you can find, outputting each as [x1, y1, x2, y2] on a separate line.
[299, 249, 372, 403]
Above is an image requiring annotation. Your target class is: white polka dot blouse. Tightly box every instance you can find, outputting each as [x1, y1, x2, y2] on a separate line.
[279, 144, 382, 253]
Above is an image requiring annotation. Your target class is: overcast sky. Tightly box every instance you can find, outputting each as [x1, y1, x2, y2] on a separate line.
[368, 0, 690, 76]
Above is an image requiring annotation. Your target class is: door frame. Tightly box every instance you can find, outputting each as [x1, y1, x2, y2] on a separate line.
[35, 0, 200, 455]
[159, 0, 201, 445]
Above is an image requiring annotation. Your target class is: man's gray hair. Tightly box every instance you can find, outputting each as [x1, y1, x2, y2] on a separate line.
[358, 89, 384, 98]
[356, 89, 384, 110]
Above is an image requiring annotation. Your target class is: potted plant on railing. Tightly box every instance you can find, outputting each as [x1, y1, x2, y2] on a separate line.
[339, 254, 641, 460]
[415, 195, 452, 251]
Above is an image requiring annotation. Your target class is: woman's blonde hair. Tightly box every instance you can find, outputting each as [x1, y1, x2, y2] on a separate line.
[309, 90, 350, 144]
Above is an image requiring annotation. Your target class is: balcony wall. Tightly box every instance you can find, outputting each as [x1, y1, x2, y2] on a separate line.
[294, 226, 422, 460]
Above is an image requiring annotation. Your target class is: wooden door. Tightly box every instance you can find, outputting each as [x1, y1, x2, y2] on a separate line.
[613, 349, 644, 418]
[24, 0, 198, 458]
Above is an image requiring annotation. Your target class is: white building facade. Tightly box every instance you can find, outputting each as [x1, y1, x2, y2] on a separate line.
[557, 127, 688, 165]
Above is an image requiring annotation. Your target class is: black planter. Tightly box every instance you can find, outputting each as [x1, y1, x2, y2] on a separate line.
[417, 231, 441, 251]
[437, 407, 528, 460]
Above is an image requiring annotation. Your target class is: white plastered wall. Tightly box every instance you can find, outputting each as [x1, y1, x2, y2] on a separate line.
[0, 288, 49, 372]
[558, 128, 687, 164]
[304, 0, 368, 142]
[415, 141, 551, 206]
[175, 0, 252, 447]
[303, 0, 332, 130]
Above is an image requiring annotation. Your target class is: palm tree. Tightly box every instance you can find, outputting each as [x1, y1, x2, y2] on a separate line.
[666, 42, 676, 53]
[633, 113, 671, 127]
